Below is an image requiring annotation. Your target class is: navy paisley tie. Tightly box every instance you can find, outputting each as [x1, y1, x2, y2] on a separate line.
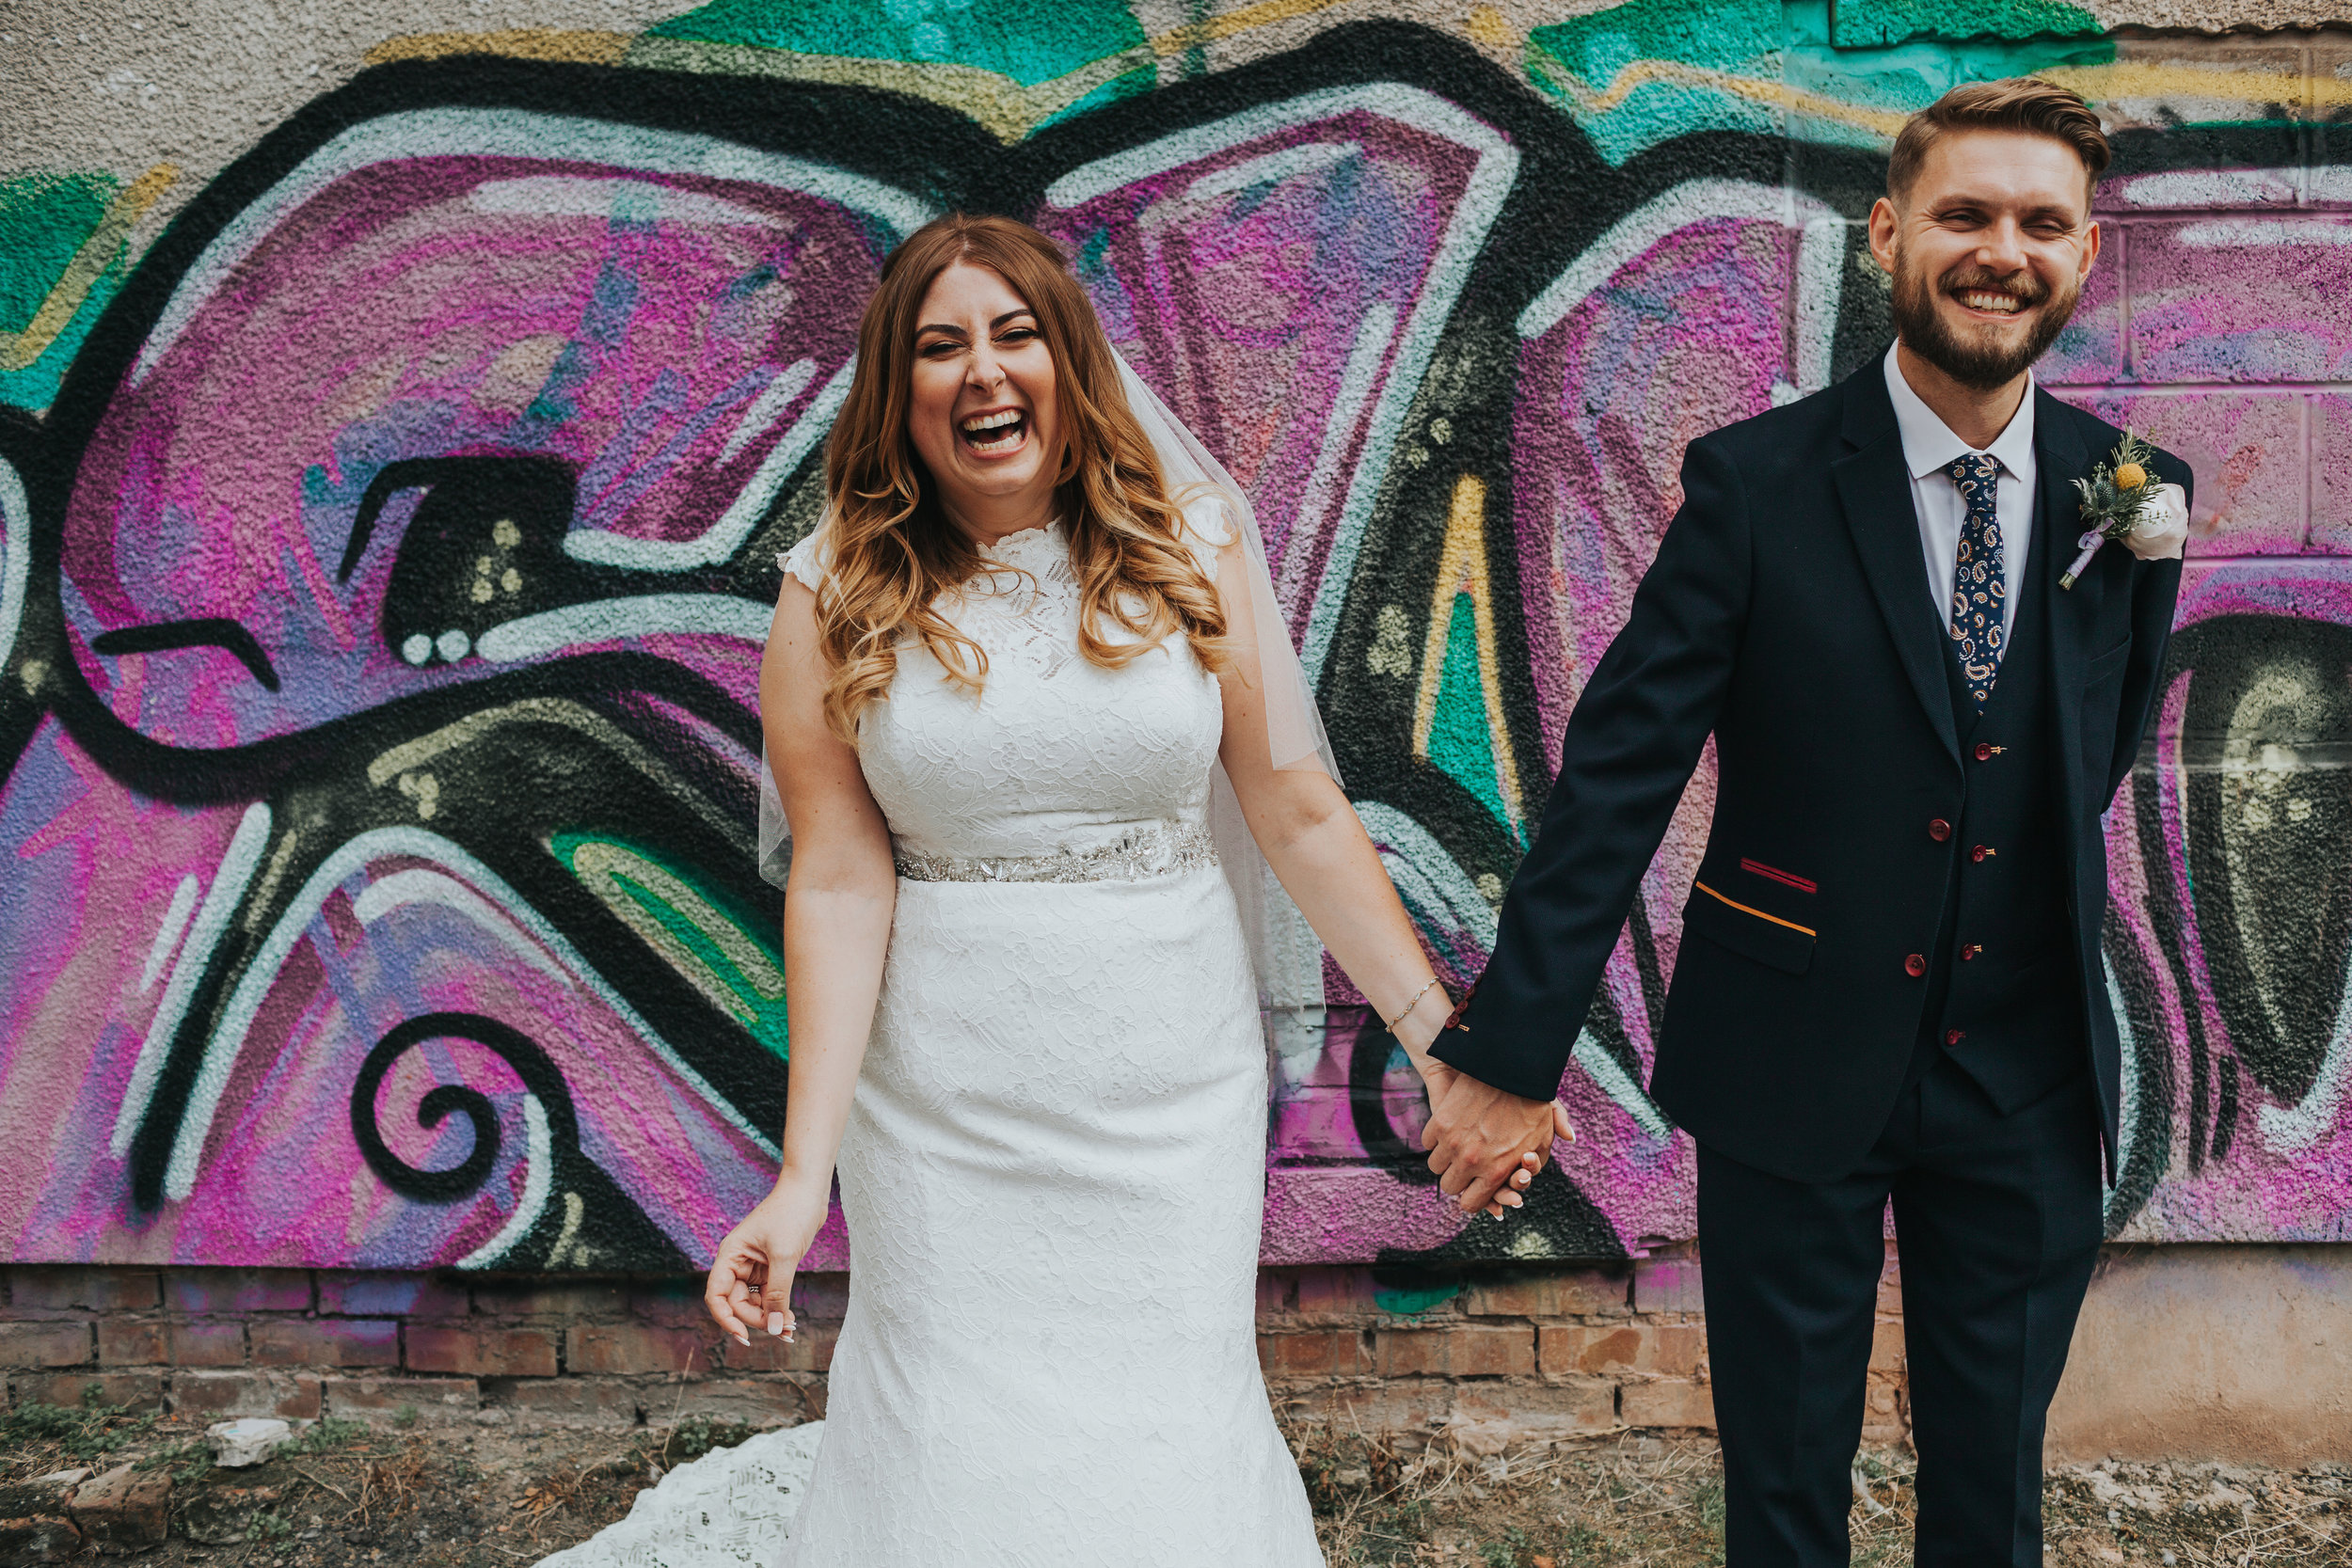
[1945, 452, 2005, 705]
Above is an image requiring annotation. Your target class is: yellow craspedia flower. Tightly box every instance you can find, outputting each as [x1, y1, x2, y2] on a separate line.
[2115, 462, 2148, 490]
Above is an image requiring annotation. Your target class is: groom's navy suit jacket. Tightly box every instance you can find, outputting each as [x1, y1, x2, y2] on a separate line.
[1433, 357, 2188, 1182]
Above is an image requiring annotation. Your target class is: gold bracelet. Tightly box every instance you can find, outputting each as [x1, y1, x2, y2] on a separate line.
[1381, 975, 1445, 1031]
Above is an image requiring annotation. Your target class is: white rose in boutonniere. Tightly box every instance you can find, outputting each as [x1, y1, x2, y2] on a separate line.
[2124, 481, 2189, 562]
[2063, 431, 2185, 588]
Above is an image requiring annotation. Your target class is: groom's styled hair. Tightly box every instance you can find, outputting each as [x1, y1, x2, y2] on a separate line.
[1887, 79, 2111, 202]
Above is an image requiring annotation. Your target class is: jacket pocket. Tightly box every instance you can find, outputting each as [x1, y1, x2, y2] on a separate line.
[1684, 881, 1816, 975]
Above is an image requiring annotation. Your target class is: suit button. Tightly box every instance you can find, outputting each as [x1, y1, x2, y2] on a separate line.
[1947, 1028, 1965, 1045]
[1975, 741, 1994, 762]
[1972, 844, 1991, 862]
[1929, 818, 1952, 842]
[1962, 943, 1982, 960]
[1905, 953, 1927, 977]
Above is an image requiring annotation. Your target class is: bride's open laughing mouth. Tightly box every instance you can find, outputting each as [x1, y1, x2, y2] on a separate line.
[959, 404, 1029, 457]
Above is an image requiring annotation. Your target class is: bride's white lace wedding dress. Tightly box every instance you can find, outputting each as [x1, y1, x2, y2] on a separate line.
[771, 507, 1323, 1565]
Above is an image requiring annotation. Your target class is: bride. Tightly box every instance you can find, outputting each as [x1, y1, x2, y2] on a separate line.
[705, 214, 1566, 1562]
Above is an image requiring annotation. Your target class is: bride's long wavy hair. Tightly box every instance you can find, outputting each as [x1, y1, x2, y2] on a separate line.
[813, 214, 1229, 744]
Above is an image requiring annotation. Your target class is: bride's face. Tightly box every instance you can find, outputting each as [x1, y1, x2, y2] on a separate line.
[907, 261, 1062, 531]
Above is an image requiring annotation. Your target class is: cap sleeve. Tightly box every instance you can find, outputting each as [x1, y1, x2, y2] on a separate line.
[778, 527, 832, 594]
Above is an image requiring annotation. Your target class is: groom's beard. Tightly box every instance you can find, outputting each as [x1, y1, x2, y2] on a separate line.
[1890, 250, 2081, 390]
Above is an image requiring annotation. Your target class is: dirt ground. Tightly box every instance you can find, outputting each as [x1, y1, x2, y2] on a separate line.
[4, 1397, 2346, 1566]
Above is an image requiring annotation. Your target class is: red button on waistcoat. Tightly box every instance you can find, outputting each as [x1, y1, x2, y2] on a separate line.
[1962, 943, 1982, 960]
[1972, 844, 1990, 862]
[1904, 953, 1927, 977]
[1947, 1028, 1965, 1045]
[1929, 818, 1952, 842]
[1975, 741, 1994, 762]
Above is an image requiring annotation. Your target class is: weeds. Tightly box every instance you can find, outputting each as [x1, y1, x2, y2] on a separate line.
[0, 1387, 159, 1470]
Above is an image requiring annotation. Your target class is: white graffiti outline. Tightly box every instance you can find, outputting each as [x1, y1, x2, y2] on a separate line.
[133, 110, 935, 387]
[471, 593, 771, 662]
[163, 824, 777, 1204]
[453, 1094, 552, 1271]
[1043, 83, 1518, 682]
[1518, 180, 1841, 402]
[138, 875, 202, 996]
[564, 356, 855, 572]
[110, 802, 274, 1160]
[0, 455, 27, 675]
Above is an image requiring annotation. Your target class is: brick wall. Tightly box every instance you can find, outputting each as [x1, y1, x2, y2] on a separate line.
[0, 1250, 1910, 1446]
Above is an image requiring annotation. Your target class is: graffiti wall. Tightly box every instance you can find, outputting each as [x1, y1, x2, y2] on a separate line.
[3, 1, 2349, 1271]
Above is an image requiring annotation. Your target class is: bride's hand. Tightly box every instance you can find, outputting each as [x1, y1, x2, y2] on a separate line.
[704, 1177, 831, 1348]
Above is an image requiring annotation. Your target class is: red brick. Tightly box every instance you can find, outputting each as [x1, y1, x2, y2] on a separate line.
[67, 1463, 169, 1550]
[1448, 1379, 1618, 1449]
[1376, 1323, 1534, 1378]
[1294, 1268, 1384, 1324]
[322, 1375, 478, 1420]
[316, 1272, 468, 1320]
[167, 1371, 321, 1420]
[792, 1275, 850, 1322]
[1281, 1377, 1456, 1438]
[1653, 1323, 1706, 1378]
[0, 1513, 80, 1560]
[168, 1322, 246, 1368]
[163, 1269, 310, 1315]
[751, 1321, 835, 1374]
[1868, 1318, 1905, 1373]
[485, 1377, 640, 1426]
[1632, 1258, 1704, 1316]
[626, 1278, 708, 1327]
[1620, 1377, 1716, 1430]
[469, 1280, 625, 1320]
[8, 1267, 161, 1313]
[1539, 1323, 1645, 1375]
[96, 1321, 167, 1367]
[1461, 1267, 1629, 1320]
[405, 1325, 557, 1379]
[1255, 1271, 1295, 1318]
[11, 1371, 165, 1412]
[0, 1322, 90, 1368]
[660, 1378, 818, 1426]
[1257, 1330, 1370, 1379]
[250, 1319, 399, 1369]
[564, 1323, 713, 1377]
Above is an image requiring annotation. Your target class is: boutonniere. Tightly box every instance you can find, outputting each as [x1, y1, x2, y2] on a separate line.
[2062, 429, 2189, 589]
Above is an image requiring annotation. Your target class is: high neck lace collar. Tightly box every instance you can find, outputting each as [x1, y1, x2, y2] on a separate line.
[979, 521, 1066, 572]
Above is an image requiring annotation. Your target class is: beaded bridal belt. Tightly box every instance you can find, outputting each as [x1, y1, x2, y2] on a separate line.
[893, 820, 1218, 884]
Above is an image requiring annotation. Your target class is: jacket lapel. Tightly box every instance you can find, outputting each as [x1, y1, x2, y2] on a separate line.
[2036, 388, 2094, 882]
[1832, 369, 1962, 766]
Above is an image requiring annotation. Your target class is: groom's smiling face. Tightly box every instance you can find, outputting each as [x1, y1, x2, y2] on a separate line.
[1868, 128, 2102, 391]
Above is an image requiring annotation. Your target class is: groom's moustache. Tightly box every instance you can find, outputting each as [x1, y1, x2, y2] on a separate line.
[1935, 264, 2054, 309]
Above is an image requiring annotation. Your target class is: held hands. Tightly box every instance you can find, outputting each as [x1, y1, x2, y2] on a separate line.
[1418, 1058, 1575, 1218]
[704, 1176, 831, 1349]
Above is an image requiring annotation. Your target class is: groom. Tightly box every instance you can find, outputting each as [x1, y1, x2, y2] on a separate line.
[1422, 81, 2189, 1563]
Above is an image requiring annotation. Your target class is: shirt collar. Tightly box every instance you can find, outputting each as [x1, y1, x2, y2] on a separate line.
[1882, 341, 2036, 482]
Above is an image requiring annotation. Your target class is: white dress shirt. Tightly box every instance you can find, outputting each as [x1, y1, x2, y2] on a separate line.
[1883, 343, 2037, 642]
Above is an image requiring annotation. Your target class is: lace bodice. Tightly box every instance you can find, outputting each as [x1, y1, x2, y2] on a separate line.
[780, 509, 1230, 863]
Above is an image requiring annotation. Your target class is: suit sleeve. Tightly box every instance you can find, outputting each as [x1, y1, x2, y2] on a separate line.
[1428, 436, 1753, 1102]
[2104, 451, 2191, 805]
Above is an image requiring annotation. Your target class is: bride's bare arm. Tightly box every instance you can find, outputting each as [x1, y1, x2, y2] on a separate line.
[1205, 535, 1566, 1214]
[705, 573, 896, 1347]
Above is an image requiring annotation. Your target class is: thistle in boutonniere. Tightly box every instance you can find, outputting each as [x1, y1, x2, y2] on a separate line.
[2062, 429, 2189, 589]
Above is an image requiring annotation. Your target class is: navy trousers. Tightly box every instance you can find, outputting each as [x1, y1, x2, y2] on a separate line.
[1695, 1050, 2105, 1566]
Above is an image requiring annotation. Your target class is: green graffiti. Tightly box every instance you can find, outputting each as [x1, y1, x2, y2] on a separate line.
[1828, 0, 2103, 49]
[1527, 0, 2117, 166]
[0, 172, 129, 411]
[1425, 594, 1516, 843]
[552, 833, 789, 1060]
[1374, 1281, 1463, 1316]
[650, 0, 1147, 90]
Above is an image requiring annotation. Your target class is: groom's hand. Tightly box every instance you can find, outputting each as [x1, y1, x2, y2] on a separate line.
[1422, 1071, 1567, 1214]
